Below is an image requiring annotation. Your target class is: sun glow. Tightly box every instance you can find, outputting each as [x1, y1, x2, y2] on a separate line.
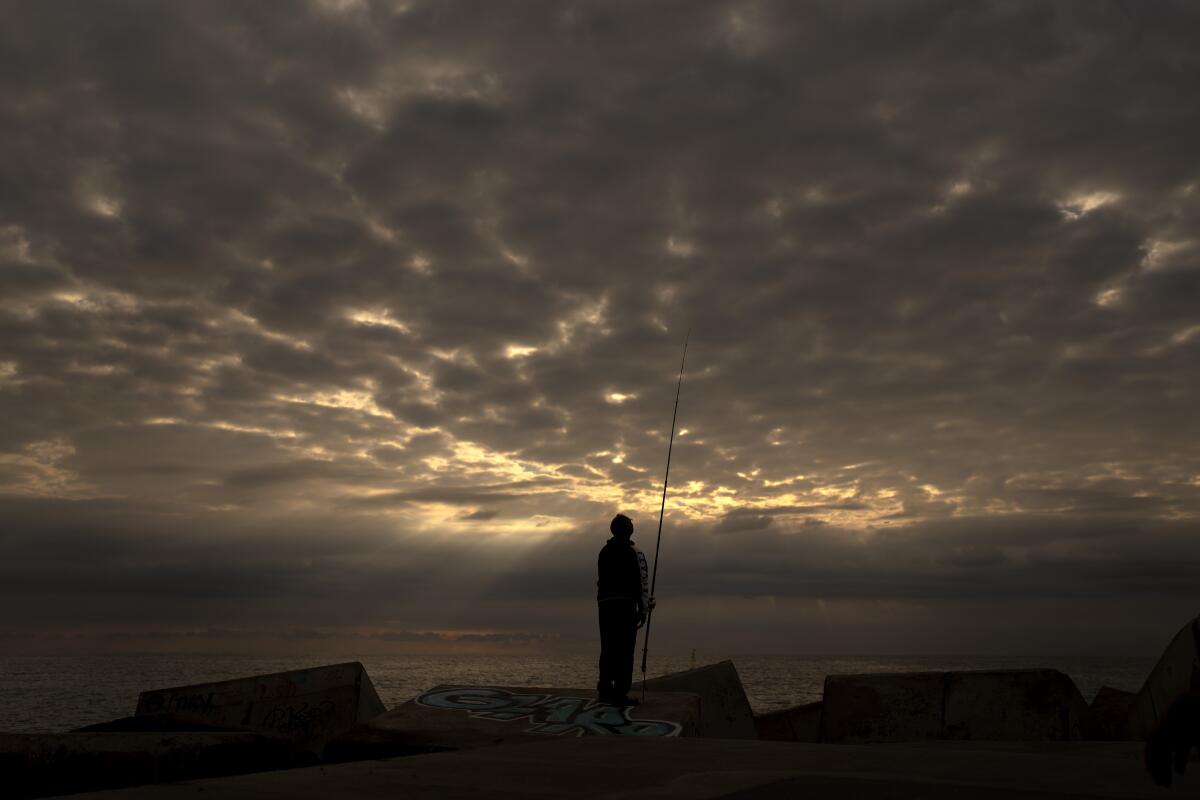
[505, 344, 539, 359]
[1141, 238, 1192, 271]
[1058, 190, 1120, 220]
[275, 387, 392, 418]
[346, 308, 411, 333]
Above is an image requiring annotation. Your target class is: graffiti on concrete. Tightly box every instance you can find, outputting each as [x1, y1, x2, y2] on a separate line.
[139, 691, 215, 716]
[416, 687, 682, 737]
[259, 698, 339, 737]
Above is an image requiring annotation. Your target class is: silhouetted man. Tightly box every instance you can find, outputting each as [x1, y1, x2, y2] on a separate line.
[596, 513, 654, 705]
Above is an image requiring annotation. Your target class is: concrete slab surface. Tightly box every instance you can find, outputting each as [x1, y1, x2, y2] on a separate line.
[55, 736, 1170, 799]
[341, 685, 700, 752]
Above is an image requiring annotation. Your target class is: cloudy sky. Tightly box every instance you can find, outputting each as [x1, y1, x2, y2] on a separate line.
[2, 0, 1198, 657]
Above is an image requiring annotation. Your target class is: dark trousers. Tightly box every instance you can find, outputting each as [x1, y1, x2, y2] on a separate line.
[597, 598, 638, 698]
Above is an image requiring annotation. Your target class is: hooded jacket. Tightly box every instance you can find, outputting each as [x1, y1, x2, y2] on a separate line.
[596, 536, 650, 612]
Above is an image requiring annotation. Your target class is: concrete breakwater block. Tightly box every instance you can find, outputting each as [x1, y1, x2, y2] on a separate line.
[640, 660, 758, 739]
[341, 685, 700, 752]
[1090, 686, 1137, 741]
[135, 661, 385, 754]
[754, 701, 822, 742]
[1, 731, 309, 799]
[821, 672, 945, 743]
[821, 670, 1092, 743]
[943, 670, 1091, 741]
[1125, 616, 1200, 740]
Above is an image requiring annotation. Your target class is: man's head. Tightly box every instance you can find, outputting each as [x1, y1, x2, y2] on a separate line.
[610, 513, 633, 539]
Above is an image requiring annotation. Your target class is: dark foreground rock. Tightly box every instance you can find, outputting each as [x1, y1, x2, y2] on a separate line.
[1, 732, 311, 799]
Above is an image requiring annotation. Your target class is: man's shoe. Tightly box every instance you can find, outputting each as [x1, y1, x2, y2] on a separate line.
[609, 694, 640, 707]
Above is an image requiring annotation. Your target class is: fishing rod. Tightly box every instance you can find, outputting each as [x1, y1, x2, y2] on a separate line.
[640, 328, 690, 701]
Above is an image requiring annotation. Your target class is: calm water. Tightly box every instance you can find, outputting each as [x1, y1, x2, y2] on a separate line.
[0, 653, 1157, 733]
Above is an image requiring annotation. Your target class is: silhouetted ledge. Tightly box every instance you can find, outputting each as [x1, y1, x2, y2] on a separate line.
[54, 736, 1164, 799]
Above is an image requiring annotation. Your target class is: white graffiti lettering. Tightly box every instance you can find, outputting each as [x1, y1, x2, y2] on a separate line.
[416, 687, 682, 737]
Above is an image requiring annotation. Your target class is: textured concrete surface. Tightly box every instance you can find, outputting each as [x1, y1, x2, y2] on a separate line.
[2, 732, 309, 799]
[1125, 616, 1200, 740]
[640, 661, 758, 739]
[943, 670, 1091, 741]
[134, 661, 385, 755]
[55, 736, 1170, 799]
[822, 670, 1094, 743]
[821, 672, 945, 743]
[1090, 686, 1137, 741]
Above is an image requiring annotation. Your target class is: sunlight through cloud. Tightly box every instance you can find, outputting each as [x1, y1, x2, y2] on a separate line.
[1058, 190, 1120, 220]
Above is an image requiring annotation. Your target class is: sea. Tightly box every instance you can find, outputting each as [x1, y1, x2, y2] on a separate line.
[0, 653, 1157, 733]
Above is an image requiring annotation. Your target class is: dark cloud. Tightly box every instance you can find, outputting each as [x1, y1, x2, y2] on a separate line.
[1, 0, 1198, 654]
